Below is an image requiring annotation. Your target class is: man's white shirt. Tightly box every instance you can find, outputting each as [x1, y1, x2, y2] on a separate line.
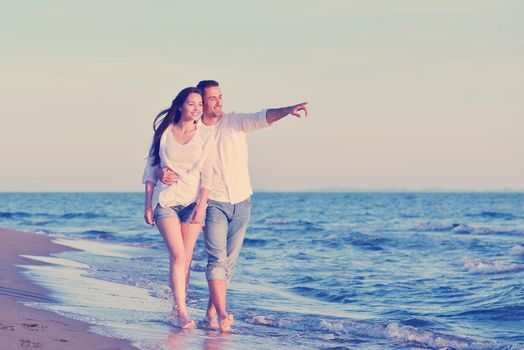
[199, 109, 270, 204]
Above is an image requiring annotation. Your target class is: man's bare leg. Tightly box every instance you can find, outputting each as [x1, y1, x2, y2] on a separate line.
[208, 279, 233, 331]
[205, 298, 218, 329]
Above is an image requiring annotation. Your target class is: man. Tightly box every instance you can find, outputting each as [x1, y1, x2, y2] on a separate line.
[158, 80, 307, 332]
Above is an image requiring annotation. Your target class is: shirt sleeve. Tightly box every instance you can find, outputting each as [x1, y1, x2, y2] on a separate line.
[229, 109, 270, 133]
[142, 155, 158, 184]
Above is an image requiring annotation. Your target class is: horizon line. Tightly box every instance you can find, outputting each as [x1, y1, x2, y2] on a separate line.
[0, 188, 523, 194]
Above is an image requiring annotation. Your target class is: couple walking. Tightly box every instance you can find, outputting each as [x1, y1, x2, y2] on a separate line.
[142, 80, 307, 332]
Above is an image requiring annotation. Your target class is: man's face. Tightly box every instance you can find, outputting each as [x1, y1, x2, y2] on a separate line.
[202, 86, 223, 118]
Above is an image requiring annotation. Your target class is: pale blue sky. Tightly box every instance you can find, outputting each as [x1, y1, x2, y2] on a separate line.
[1, 1, 523, 191]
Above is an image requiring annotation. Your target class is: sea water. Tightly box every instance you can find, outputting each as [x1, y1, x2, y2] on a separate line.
[1, 192, 523, 349]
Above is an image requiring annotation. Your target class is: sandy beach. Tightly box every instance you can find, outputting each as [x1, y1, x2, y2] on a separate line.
[0, 227, 138, 350]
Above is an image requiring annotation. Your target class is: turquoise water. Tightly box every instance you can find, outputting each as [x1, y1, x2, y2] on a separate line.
[1, 192, 524, 349]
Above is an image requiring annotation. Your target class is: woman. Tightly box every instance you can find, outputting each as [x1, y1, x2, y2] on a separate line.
[142, 87, 215, 329]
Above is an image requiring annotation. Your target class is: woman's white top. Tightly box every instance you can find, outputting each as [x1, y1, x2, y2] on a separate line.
[142, 123, 215, 209]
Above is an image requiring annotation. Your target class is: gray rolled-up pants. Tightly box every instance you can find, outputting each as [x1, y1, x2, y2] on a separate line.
[204, 197, 251, 282]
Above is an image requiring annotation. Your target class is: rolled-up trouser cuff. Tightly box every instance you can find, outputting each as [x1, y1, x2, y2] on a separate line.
[206, 266, 227, 281]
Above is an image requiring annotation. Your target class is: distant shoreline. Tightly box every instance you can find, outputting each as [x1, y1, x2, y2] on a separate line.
[1, 190, 523, 194]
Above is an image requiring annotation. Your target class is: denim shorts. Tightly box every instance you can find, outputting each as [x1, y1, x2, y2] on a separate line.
[153, 202, 202, 224]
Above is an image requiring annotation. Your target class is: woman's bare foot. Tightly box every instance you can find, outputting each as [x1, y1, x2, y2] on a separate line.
[168, 307, 195, 329]
[219, 314, 234, 332]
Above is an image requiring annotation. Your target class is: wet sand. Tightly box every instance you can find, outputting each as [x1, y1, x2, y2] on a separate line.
[0, 227, 138, 350]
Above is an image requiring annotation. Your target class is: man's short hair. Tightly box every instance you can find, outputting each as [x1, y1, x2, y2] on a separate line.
[196, 80, 220, 96]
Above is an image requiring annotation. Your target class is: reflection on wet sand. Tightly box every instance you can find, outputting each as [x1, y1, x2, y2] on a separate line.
[165, 327, 230, 350]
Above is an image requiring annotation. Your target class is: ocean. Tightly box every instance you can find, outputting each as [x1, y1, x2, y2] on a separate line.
[1, 192, 523, 349]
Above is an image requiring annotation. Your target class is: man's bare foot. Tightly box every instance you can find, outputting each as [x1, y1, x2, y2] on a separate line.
[203, 315, 219, 330]
[219, 314, 234, 332]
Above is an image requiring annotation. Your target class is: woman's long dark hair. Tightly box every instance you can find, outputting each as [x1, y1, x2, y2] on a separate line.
[148, 87, 202, 166]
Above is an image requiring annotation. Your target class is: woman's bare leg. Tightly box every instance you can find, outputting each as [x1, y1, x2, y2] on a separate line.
[156, 218, 194, 328]
[180, 222, 202, 291]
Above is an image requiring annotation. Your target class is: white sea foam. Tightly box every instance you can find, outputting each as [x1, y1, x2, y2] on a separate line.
[264, 218, 292, 225]
[249, 315, 278, 326]
[147, 283, 172, 300]
[20, 254, 90, 269]
[462, 257, 524, 274]
[18, 255, 187, 350]
[52, 237, 152, 258]
[263, 217, 316, 226]
[386, 323, 506, 350]
[320, 319, 387, 338]
[248, 315, 292, 328]
[415, 222, 459, 231]
[415, 222, 522, 236]
[510, 245, 524, 255]
[21, 262, 168, 312]
[48, 232, 69, 238]
[320, 319, 515, 350]
[451, 225, 500, 235]
[451, 224, 472, 234]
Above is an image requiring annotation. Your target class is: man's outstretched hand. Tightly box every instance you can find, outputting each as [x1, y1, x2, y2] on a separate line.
[289, 102, 308, 118]
[156, 167, 179, 186]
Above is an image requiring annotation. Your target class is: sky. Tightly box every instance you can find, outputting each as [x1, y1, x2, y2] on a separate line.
[1, 0, 523, 192]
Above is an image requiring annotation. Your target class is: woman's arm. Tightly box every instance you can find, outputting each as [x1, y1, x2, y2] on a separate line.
[144, 180, 155, 226]
[191, 187, 208, 224]
[191, 141, 215, 224]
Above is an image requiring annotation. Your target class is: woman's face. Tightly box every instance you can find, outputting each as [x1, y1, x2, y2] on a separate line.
[181, 92, 203, 121]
